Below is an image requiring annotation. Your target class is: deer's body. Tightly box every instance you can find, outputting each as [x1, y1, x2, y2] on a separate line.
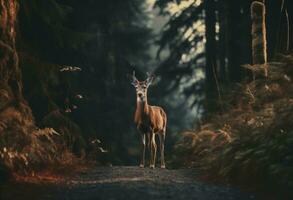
[135, 104, 166, 134]
[131, 72, 167, 169]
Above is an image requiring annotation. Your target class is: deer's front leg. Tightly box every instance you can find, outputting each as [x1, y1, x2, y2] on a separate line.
[139, 134, 146, 168]
[150, 133, 157, 169]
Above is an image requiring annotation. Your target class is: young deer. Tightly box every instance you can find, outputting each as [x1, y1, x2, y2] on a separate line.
[130, 71, 167, 169]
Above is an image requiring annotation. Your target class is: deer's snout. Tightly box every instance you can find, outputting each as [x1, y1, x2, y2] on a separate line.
[138, 93, 143, 98]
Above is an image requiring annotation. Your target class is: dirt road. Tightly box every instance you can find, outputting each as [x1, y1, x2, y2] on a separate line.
[0, 166, 257, 200]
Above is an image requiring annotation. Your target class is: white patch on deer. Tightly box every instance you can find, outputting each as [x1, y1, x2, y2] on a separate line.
[137, 96, 145, 102]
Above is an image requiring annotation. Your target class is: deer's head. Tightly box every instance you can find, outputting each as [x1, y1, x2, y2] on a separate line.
[131, 71, 154, 102]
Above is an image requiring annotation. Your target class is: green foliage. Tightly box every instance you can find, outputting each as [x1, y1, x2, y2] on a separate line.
[155, 0, 205, 102]
[173, 54, 293, 198]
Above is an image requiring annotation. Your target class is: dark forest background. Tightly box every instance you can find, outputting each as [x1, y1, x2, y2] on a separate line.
[15, 0, 293, 165]
[17, 0, 152, 165]
[1, 0, 293, 197]
[1, 0, 293, 171]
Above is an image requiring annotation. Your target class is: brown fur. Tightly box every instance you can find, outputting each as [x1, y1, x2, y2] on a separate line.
[135, 101, 167, 134]
[132, 76, 167, 168]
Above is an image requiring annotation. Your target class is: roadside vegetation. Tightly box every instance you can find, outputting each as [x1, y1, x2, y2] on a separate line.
[173, 54, 293, 199]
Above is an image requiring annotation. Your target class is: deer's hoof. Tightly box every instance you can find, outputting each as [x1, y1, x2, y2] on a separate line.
[139, 164, 144, 168]
[150, 165, 155, 169]
[160, 165, 166, 169]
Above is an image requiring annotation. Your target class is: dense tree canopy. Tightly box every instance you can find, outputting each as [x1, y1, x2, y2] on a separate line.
[155, 0, 293, 113]
[15, 0, 293, 164]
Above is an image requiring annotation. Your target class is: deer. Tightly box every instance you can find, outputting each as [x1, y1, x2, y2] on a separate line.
[130, 71, 167, 169]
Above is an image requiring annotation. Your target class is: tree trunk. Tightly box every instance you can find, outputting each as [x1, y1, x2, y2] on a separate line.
[287, 0, 293, 51]
[265, 0, 282, 58]
[0, 0, 34, 176]
[218, 0, 227, 82]
[226, 0, 240, 82]
[0, 0, 31, 111]
[204, 0, 218, 112]
[277, 0, 293, 53]
[251, 1, 268, 76]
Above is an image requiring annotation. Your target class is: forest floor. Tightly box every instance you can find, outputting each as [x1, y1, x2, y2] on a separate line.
[0, 166, 257, 200]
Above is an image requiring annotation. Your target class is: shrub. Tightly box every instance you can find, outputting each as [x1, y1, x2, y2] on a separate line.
[173, 54, 293, 198]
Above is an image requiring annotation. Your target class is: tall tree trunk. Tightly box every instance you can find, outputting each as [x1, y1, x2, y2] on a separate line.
[282, 0, 293, 52]
[226, 0, 251, 82]
[265, 0, 282, 58]
[288, 0, 293, 51]
[218, 0, 227, 82]
[0, 0, 34, 176]
[0, 0, 29, 109]
[251, 1, 268, 76]
[204, 0, 218, 112]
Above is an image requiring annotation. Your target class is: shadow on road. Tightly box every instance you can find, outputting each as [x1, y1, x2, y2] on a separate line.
[0, 166, 256, 200]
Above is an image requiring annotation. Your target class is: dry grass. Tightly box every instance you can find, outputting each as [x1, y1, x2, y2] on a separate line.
[0, 0, 87, 180]
[0, 106, 85, 177]
[173, 54, 293, 198]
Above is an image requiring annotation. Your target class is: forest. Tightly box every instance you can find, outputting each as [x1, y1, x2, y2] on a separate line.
[0, 0, 293, 199]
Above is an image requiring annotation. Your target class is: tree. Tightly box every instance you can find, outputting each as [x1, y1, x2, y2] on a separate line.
[0, 0, 48, 176]
[0, 0, 34, 142]
[155, 0, 205, 107]
[17, 0, 152, 164]
[204, 0, 218, 111]
[154, 0, 255, 116]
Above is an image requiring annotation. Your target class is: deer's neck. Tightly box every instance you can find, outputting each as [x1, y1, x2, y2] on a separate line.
[135, 98, 149, 124]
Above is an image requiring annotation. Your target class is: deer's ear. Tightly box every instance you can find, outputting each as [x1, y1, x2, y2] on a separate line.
[131, 80, 138, 86]
[126, 74, 137, 86]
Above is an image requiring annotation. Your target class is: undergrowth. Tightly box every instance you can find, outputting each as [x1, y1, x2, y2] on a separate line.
[0, 106, 87, 179]
[173, 54, 293, 199]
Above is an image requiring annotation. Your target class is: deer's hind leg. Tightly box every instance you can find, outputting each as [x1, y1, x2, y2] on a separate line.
[150, 132, 157, 169]
[159, 133, 166, 168]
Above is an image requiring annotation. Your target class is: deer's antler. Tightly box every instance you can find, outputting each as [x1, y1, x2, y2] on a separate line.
[133, 71, 139, 81]
[146, 72, 155, 86]
[131, 71, 138, 86]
